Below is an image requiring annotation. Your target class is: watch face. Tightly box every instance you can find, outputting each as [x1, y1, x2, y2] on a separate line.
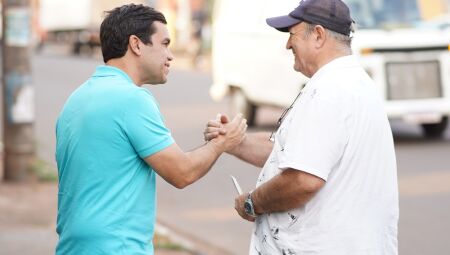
[244, 201, 252, 214]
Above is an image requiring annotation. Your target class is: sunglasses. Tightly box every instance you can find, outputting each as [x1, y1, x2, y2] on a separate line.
[269, 91, 303, 141]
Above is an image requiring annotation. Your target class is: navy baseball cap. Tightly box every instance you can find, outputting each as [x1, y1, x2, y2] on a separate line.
[266, 0, 354, 35]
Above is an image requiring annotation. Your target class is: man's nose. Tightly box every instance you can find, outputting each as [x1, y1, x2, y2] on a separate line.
[168, 49, 174, 61]
[286, 40, 292, 50]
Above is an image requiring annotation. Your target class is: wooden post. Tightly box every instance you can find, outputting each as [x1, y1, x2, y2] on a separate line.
[2, 0, 35, 182]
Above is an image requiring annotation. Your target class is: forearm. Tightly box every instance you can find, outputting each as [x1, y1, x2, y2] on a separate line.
[147, 141, 224, 189]
[183, 140, 224, 184]
[229, 132, 273, 167]
[251, 169, 325, 214]
[150, 114, 246, 189]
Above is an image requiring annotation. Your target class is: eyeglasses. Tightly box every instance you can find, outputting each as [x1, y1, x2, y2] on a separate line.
[269, 91, 303, 141]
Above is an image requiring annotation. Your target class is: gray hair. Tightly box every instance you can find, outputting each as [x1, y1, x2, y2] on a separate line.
[303, 22, 355, 51]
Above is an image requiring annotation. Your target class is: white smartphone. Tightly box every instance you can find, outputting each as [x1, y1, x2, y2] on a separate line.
[230, 175, 243, 195]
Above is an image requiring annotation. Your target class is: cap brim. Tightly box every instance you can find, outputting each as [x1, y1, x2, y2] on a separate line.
[266, 15, 302, 32]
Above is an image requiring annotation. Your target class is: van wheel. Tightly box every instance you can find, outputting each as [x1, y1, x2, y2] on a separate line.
[230, 89, 257, 126]
[421, 117, 448, 138]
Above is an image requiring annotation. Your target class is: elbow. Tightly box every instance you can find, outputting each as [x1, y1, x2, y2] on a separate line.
[300, 179, 325, 203]
[172, 171, 196, 189]
[171, 178, 190, 189]
[303, 177, 325, 194]
[292, 170, 325, 194]
[172, 179, 191, 189]
[166, 156, 199, 189]
[173, 181, 188, 189]
[291, 173, 326, 206]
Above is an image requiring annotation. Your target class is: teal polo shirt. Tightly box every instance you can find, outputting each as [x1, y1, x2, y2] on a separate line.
[55, 65, 174, 255]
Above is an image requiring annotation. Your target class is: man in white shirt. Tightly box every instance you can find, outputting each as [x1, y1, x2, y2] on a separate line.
[205, 0, 399, 254]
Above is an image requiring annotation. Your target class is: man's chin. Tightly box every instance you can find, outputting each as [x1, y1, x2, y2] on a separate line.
[293, 66, 310, 78]
[148, 77, 168, 85]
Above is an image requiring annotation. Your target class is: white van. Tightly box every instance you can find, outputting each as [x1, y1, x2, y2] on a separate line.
[211, 0, 450, 137]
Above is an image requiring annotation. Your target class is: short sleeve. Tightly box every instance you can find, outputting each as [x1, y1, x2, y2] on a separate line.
[278, 92, 350, 181]
[124, 89, 174, 158]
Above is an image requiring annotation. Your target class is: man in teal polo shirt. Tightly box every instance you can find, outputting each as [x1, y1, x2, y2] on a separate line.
[55, 4, 247, 255]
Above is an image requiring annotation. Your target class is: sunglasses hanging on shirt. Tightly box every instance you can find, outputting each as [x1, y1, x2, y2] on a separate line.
[269, 90, 303, 141]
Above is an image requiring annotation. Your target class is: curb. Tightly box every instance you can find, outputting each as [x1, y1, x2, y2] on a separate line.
[155, 220, 233, 255]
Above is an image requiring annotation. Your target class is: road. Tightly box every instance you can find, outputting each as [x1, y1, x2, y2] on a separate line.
[33, 53, 450, 255]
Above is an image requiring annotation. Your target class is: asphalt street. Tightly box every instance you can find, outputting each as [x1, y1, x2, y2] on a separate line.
[33, 53, 450, 255]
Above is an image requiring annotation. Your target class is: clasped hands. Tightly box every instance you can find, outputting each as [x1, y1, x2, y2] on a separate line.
[203, 113, 255, 222]
[203, 113, 247, 153]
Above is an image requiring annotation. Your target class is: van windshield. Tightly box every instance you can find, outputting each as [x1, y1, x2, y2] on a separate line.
[345, 0, 450, 29]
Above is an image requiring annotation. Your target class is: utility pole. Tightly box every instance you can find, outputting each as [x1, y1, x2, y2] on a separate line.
[2, 0, 34, 182]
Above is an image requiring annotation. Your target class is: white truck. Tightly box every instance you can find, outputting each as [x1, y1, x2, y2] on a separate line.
[211, 0, 450, 137]
[39, 0, 149, 54]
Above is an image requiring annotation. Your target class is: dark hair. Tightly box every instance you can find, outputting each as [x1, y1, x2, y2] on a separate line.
[100, 4, 167, 63]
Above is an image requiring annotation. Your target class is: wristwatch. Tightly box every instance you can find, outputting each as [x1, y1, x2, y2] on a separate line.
[244, 190, 258, 218]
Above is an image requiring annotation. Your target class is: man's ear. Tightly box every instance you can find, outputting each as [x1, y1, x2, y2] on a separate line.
[314, 25, 327, 49]
[129, 35, 142, 56]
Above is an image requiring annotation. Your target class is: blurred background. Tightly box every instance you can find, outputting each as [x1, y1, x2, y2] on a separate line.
[0, 0, 449, 254]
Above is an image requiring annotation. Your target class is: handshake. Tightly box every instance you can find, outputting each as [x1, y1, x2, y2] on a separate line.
[203, 113, 248, 154]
